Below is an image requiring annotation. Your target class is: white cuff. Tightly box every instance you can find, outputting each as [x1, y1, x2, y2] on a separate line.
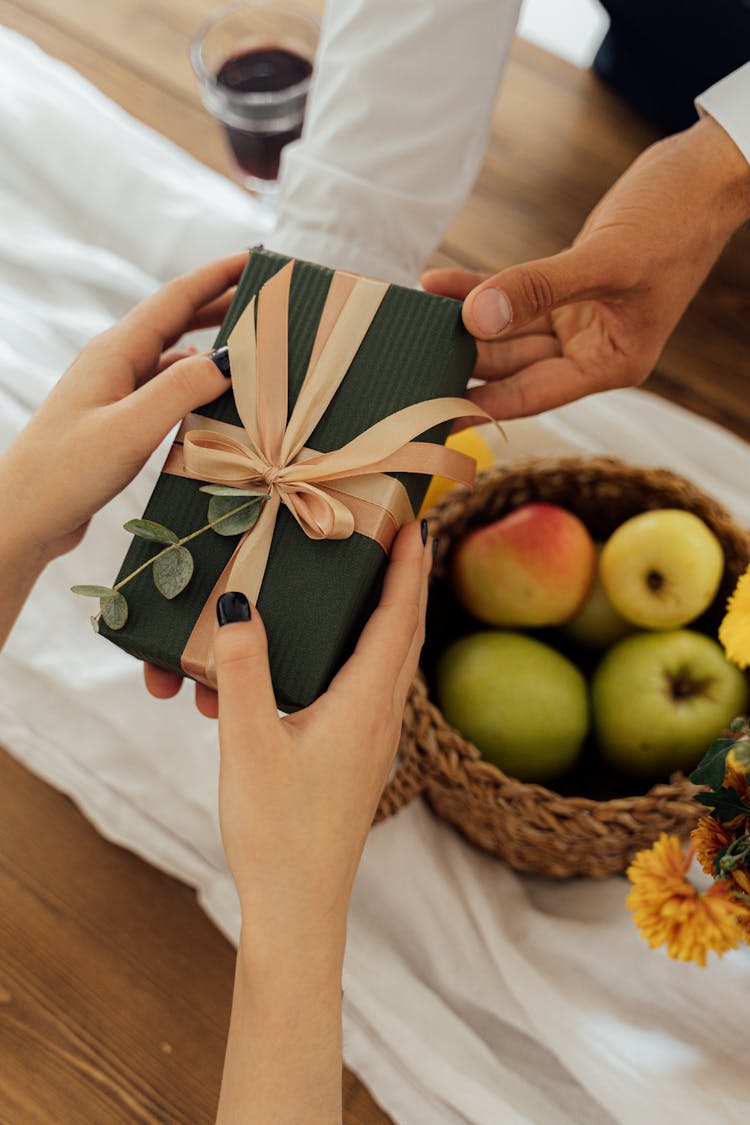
[695, 62, 750, 168]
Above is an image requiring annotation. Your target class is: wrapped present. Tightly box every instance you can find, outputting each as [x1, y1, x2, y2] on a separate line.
[99, 249, 480, 710]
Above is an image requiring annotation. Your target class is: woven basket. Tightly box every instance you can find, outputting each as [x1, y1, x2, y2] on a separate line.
[375, 457, 750, 878]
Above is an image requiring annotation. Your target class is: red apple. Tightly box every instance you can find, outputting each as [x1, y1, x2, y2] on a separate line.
[452, 503, 597, 627]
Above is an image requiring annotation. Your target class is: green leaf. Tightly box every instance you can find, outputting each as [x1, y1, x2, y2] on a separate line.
[199, 484, 268, 498]
[689, 737, 736, 790]
[71, 584, 118, 599]
[694, 786, 750, 823]
[123, 518, 178, 544]
[208, 495, 265, 536]
[100, 592, 128, 630]
[730, 716, 747, 732]
[152, 546, 194, 599]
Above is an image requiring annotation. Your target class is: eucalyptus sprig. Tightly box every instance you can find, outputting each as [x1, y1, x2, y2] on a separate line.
[72, 485, 268, 631]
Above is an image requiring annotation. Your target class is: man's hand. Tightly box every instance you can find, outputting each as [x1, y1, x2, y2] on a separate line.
[423, 115, 750, 420]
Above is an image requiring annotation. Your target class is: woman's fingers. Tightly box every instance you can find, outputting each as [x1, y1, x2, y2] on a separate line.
[195, 682, 219, 719]
[114, 349, 231, 455]
[156, 344, 198, 373]
[213, 595, 280, 747]
[144, 663, 183, 699]
[89, 253, 248, 391]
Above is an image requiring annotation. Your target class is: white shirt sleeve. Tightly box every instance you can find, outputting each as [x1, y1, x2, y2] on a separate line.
[695, 61, 750, 168]
[270, 0, 522, 285]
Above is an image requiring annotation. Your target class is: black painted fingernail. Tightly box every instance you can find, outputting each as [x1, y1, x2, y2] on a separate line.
[210, 346, 231, 378]
[217, 591, 251, 626]
[421, 518, 429, 545]
[432, 536, 440, 560]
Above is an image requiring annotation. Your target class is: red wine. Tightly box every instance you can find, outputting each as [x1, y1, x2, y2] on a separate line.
[216, 46, 313, 183]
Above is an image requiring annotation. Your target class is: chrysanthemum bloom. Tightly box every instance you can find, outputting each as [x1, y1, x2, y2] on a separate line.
[720, 567, 750, 669]
[691, 816, 733, 875]
[627, 833, 749, 966]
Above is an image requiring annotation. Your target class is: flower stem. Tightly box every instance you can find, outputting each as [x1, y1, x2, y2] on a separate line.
[113, 498, 265, 594]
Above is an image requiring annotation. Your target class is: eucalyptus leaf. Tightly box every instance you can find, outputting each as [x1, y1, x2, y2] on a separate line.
[199, 484, 268, 498]
[153, 546, 194, 599]
[100, 592, 128, 630]
[90, 615, 100, 634]
[208, 495, 265, 536]
[71, 584, 119, 599]
[123, 518, 179, 544]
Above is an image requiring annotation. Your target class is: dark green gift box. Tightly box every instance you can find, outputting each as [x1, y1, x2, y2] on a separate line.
[100, 249, 476, 711]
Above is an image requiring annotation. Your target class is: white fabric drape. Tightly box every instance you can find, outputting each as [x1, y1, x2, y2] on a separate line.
[2, 28, 750, 1125]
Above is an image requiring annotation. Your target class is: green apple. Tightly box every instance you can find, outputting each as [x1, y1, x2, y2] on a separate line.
[561, 545, 632, 650]
[452, 503, 597, 628]
[599, 509, 724, 630]
[592, 629, 749, 779]
[437, 630, 589, 782]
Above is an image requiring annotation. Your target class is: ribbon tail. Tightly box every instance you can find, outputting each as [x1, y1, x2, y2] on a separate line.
[224, 491, 281, 606]
[180, 493, 281, 688]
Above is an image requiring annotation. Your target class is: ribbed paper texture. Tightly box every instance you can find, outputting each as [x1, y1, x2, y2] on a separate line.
[101, 250, 476, 710]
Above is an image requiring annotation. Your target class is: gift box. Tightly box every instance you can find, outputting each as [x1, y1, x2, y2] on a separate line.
[99, 249, 477, 711]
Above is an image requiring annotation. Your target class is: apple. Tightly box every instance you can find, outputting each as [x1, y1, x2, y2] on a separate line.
[419, 426, 494, 515]
[452, 503, 596, 627]
[561, 545, 632, 650]
[599, 509, 724, 630]
[592, 629, 749, 779]
[436, 630, 589, 782]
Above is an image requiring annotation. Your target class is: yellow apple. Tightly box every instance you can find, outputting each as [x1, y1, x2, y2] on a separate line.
[419, 426, 494, 515]
[452, 503, 596, 627]
[599, 509, 724, 630]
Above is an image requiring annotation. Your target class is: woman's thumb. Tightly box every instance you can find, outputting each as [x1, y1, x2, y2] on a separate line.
[462, 243, 612, 340]
[213, 593, 279, 740]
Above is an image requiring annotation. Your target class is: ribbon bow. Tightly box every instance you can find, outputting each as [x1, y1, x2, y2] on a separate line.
[182, 261, 483, 605]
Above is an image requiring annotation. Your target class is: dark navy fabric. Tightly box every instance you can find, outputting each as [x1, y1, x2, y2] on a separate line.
[594, 1, 750, 133]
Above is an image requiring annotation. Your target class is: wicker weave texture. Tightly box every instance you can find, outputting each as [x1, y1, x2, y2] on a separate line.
[375, 457, 750, 878]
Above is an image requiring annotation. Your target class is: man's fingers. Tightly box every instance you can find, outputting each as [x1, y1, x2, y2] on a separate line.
[144, 663, 183, 699]
[213, 598, 279, 747]
[114, 350, 231, 454]
[462, 241, 635, 339]
[421, 267, 490, 301]
[473, 334, 561, 381]
[464, 355, 623, 419]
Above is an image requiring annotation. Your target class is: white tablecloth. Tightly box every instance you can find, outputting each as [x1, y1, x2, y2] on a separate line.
[2, 29, 749, 1125]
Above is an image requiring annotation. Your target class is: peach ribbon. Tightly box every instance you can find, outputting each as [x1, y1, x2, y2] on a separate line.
[166, 260, 485, 686]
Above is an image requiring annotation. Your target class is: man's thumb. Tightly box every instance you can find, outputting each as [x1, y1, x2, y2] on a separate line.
[462, 244, 609, 340]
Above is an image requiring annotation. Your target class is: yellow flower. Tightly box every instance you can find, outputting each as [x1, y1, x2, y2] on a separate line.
[627, 833, 749, 966]
[719, 567, 750, 669]
[691, 816, 733, 876]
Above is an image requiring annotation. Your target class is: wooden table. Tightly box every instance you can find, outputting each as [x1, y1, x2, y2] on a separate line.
[1, 3, 748, 1121]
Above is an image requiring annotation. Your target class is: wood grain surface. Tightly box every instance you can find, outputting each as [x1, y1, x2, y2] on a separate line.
[0, 2, 748, 1122]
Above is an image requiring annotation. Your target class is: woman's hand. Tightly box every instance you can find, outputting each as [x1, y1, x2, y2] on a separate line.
[212, 520, 433, 1123]
[0, 252, 246, 566]
[423, 115, 750, 421]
